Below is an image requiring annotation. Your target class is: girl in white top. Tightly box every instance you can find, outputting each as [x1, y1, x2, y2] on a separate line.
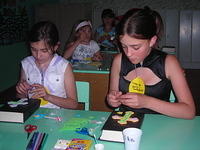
[16, 21, 78, 109]
[63, 20, 102, 62]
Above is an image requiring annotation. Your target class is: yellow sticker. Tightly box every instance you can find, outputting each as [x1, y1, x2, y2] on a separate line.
[129, 77, 145, 94]
[38, 88, 49, 106]
[84, 57, 92, 61]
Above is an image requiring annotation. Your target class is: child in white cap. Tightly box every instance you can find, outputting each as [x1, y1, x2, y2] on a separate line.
[64, 20, 102, 63]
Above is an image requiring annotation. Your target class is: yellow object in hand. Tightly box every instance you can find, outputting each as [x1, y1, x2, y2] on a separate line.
[129, 77, 145, 94]
[38, 88, 50, 106]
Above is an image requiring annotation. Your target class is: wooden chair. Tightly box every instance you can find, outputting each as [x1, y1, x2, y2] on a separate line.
[76, 81, 90, 111]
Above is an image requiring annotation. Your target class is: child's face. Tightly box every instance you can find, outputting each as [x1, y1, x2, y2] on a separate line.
[103, 17, 115, 26]
[30, 40, 55, 64]
[78, 25, 92, 41]
[120, 34, 156, 64]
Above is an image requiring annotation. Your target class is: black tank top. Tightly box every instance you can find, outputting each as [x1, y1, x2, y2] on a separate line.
[119, 49, 172, 113]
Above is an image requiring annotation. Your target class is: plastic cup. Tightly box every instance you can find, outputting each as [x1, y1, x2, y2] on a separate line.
[95, 143, 104, 150]
[123, 128, 142, 150]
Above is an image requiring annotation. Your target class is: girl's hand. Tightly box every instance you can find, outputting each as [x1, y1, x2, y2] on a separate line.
[30, 84, 49, 99]
[92, 53, 103, 61]
[119, 93, 147, 108]
[76, 32, 89, 45]
[107, 90, 122, 107]
[16, 81, 32, 96]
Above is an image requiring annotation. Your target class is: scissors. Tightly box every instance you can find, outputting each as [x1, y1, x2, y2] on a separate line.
[24, 124, 37, 139]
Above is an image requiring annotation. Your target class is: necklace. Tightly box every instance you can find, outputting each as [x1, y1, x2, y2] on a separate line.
[128, 62, 145, 94]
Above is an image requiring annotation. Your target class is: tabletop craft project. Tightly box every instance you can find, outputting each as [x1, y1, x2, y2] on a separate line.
[112, 111, 139, 125]
[99, 111, 144, 142]
[60, 117, 93, 131]
[101, 111, 144, 132]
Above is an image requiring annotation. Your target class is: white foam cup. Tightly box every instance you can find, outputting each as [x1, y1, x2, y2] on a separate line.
[122, 128, 142, 150]
[95, 143, 104, 150]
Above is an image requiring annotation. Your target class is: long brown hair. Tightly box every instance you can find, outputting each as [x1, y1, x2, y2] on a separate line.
[28, 21, 59, 52]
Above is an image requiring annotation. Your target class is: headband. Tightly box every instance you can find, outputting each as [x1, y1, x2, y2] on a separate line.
[75, 21, 92, 31]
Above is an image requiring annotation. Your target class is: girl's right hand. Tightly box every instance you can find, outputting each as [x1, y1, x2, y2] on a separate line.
[75, 37, 88, 45]
[107, 90, 122, 107]
[76, 32, 88, 45]
[16, 81, 32, 96]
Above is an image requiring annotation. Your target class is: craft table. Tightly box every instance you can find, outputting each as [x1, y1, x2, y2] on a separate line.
[0, 108, 199, 150]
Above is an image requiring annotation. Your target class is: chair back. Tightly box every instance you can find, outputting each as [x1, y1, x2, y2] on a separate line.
[76, 81, 90, 110]
[169, 90, 176, 103]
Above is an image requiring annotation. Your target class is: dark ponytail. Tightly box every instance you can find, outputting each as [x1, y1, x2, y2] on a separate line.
[117, 6, 157, 40]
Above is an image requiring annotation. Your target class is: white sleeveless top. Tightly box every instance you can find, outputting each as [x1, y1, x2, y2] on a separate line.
[21, 54, 69, 108]
[72, 40, 100, 60]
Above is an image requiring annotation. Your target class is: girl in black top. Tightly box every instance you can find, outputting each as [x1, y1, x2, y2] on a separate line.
[107, 7, 195, 119]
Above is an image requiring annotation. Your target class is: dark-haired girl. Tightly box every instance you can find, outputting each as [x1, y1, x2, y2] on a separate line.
[16, 21, 78, 109]
[107, 8, 195, 119]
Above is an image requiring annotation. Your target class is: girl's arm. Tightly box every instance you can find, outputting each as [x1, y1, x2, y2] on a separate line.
[107, 54, 122, 107]
[144, 55, 195, 119]
[109, 54, 121, 92]
[63, 41, 79, 59]
[43, 63, 78, 109]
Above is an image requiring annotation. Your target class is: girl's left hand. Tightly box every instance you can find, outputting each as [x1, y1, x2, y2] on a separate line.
[92, 53, 103, 61]
[29, 84, 49, 100]
[119, 93, 147, 108]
